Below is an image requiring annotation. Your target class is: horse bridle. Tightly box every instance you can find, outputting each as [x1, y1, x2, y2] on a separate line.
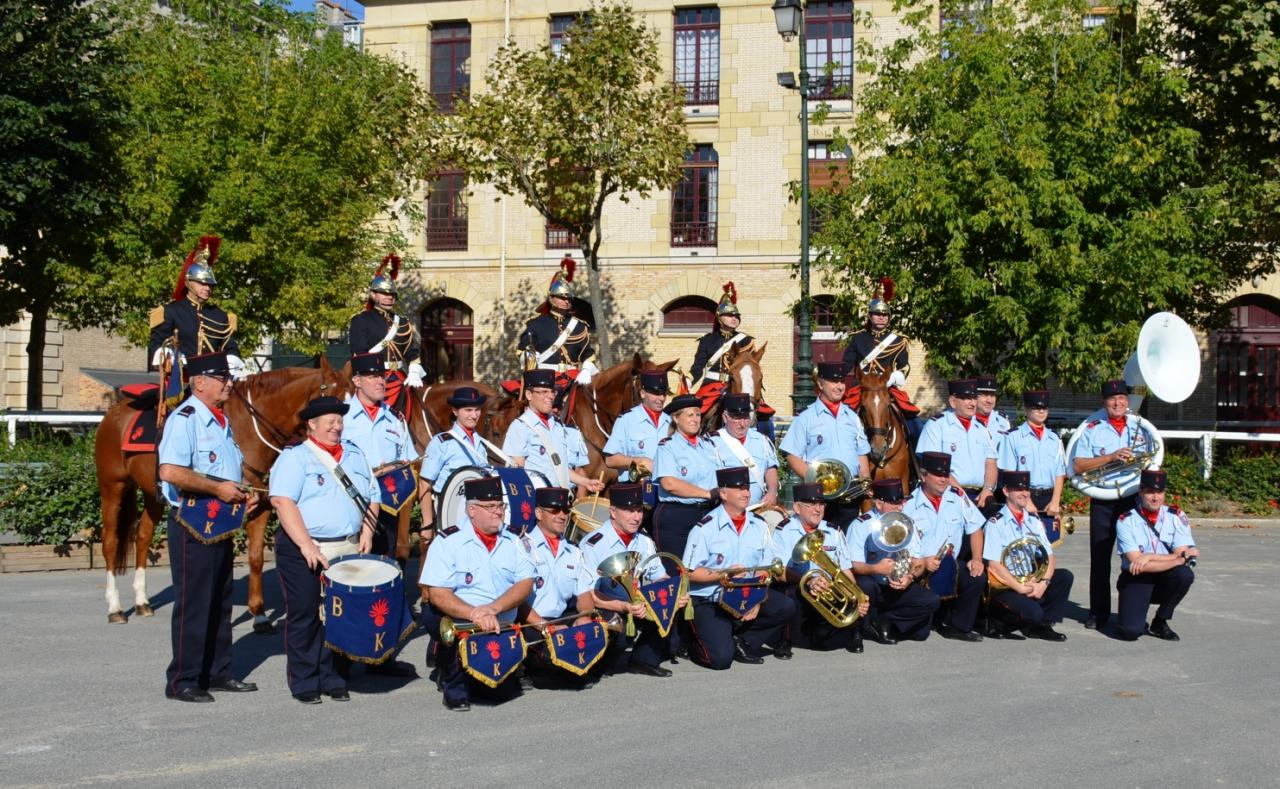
[858, 383, 903, 471]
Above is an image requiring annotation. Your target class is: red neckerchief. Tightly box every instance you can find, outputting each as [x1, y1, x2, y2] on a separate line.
[544, 533, 561, 556]
[1012, 509, 1025, 527]
[802, 521, 819, 534]
[1140, 506, 1160, 526]
[311, 438, 343, 463]
[729, 513, 746, 534]
[362, 401, 381, 422]
[475, 526, 499, 552]
[926, 493, 942, 512]
[209, 405, 227, 428]
[822, 399, 841, 418]
[615, 526, 635, 547]
[682, 432, 698, 447]
[956, 415, 972, 431]
[460, 425, 477, 443]
[975, 413, 990, 427]
[643, 405, 662, 427]
[536, 411, 551, 428]
[1029, 423, 1045, 440]
[1108, 416, 1127, 434]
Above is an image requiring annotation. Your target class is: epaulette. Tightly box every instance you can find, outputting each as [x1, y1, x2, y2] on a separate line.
[778, 516, 792, 529]
[1168, 505, 1182, 516]
[1086, 419, 1101, 428]
[697, 513, 713, 525]
[440, 525, 460, 537]
[931, 413, 944, 420]
[148, 304, 167, 329]
[176, 404, 195, 417]
[284, 439, 304, 449]
[585, 531, 605, 545]
[986, 515, 999, 525]
[435, 432, 454, 442]
[1119, 509, 1134, 520]
[658, 437, 672, 446]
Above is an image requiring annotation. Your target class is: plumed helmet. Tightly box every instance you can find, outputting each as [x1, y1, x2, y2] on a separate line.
[716, 281, 740, 317]
[868, 276, 895, 316]
[185, 260, 217, 287]
[549, 255, 575, 298]
[370, 254, 400, 296]
[173, 236, 221, 301]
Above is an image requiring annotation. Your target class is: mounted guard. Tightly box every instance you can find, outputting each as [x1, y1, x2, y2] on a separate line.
[348, 254, 426, 418]
[842, 277, 921, 439]
[518, 256, 599, 413]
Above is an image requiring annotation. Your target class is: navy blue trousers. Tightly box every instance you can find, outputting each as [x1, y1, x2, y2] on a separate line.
[687, 592, 796, 670]
[988, 569, 1075, 628]
[419, 606, 521, 704]
[937, 561, 987, 633]
[856, 575, 940, 641]
[165, 513, 235, 696]
[653, 501, 712, 656]
[1117, 565, 1194, 638]
[275, 532, 344, 696]
[1088, 494, 1136, 622]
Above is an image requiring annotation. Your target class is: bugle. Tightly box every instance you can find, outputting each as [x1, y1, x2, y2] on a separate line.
[521, 610, 624, 646]
[719, 558, 785, 589]
[439, 615, 522, 648]
[792, 530, 866, 628]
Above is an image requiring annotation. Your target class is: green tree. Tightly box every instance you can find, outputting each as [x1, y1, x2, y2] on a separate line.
[438, 1, 690, 367]
[811, 0, 1275, 392]
[67, 0, 432, 358]
[0, 0, 127, 409]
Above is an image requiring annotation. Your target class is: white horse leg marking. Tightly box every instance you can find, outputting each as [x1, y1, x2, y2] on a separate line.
[738, 366, 754, 400]
[133, 567, 149, 606]
[105, 572, 122, 613]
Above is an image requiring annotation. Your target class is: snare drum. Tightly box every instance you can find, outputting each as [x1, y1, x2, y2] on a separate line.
[568, 495, 609, 544]
[322, 554, 415, 664]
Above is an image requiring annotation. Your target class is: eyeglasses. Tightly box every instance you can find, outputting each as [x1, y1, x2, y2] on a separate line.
[540, 506, 570, 514]
[470, 502, 508, 512]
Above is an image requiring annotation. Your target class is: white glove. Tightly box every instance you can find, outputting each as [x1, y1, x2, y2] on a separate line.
[887, 370, 906, 388]
[227, 354, 250, 381]
[407, 361, 427, 388]
[577, 359, 600, 386]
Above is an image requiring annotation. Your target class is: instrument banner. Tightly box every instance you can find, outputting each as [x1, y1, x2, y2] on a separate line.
[718, 582, 770, 619]
[322, 555, 416, 665]
[642, 478, 657, 509]
[544, 620, 610, 676]
[639, 575, 683, 637]
[924, 553, 959, 600]
[376, 465, 417, 516]
[495, 467, 538, 535]
[459, 630, 527, 688]
[1040, 514, 1063, 547]
[176, 493, 247, 545]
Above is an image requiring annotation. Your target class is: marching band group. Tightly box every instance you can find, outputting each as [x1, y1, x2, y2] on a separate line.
[151, 243, 1200, 708]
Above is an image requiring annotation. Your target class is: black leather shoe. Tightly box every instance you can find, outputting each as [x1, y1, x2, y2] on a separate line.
[1085, 614, 1108, 630]
[170, 687, 215, 703]
[1146, 618, 1180, 641]
[733, 641, 765, 665]
[1025, 624, 1067, 642]
[871, 621, 898, 646]
[323, 687, 350, 701]
[627, 662, 673, 678]
[519, 674, 536, 692]
[443, 697, 471, 712]
[367, 660, 418, 678]
[939, 623, 983, 642]
[773, 642, 793, 660]
[848, 632, 864, 653]
[293, 691, 322, 705]
[208, 678, 258, 693]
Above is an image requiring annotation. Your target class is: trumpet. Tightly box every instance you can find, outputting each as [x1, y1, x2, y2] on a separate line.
[520, 610, 625, 646]
[792, 530, 867, 628]
[719, 558, 785, 588]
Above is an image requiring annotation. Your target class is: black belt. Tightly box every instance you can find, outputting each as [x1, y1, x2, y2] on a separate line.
[659, 501, 712, 509]
[313, 533, 357, 543]
[962, 486, 984, 495]
[1031, 487, 1054, 493]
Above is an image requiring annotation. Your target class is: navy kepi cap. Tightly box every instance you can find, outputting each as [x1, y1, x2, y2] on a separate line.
[792, 482, 824, 503]
[639, 369, 668, 394]
[871, 479, 904, 503]
[1140, 469, 1168, 492]
[716, 466, 751, 489]
[350, 352, 384, 376]
[523, 369, 555, 390]
[948, 378, 977, 397]
[1000, 470, 1031, 491]
[816, 361, 848, 381]
[722, 392, 752, 417]
[186, 352, 229, 378]
[1022, 389, 1049, 408]
[920, 451, 951, 477]
[609, 483, 645, 509]
[447, 386, 487, 408]
[536, 487, 571, 509]
[464, 476, 504, 502]
[1101, 379, 1128, 397]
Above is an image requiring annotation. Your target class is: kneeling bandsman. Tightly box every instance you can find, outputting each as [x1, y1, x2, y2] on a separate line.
[682, 467, 796, 669]
[579, 483, 679, 678]
[983, 471, 1073, 641]
[419, 477, 536, 711]
[847, 479, 940, 647]
[774, 483, 868, 656]
[1115, 470, 1198, 642]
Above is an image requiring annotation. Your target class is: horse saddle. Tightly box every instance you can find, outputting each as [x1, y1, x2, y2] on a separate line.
[120, 384, 161, 453]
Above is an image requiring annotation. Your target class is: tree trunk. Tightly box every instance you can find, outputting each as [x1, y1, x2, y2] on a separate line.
[25, 298, 49, 411]
[583, 243, 614, 368]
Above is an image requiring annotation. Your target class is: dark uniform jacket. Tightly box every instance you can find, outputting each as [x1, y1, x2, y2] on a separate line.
[147, 298, 240, 369]
[842, 328, 910, 376]
[349, 307, 420, 368]
[691, 330, 753, 383]
[519, 309, 594, 369]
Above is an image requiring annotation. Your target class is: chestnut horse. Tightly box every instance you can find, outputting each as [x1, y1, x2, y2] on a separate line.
[93, 359, 350, 628]
[852, 366, 913, 497]
[699, 342, 767, 433]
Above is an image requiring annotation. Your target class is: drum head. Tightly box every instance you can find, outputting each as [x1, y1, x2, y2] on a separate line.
[324, 555, 400, 588]
[438, 465, 552, 532]
[753, 506, 788, 531]
[568, 496, 609, 543]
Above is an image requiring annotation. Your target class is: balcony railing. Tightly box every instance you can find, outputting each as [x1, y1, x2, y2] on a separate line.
[545, 225, 579, 249]
[677, 78, 720, 106]
[426, 222, 468, 251]
[671, 221, 717, 247]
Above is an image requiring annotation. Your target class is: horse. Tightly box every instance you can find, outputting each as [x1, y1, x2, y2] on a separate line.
[93, 359, 350, 628]
[698, 341, 767, 433]
[850, 366, 914, 497]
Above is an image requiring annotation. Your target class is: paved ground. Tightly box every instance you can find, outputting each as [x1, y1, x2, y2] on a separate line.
[0, 524, 1276, 789]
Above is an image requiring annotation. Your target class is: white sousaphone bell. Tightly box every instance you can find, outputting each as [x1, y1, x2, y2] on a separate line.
[1065, 312, 1200, 500]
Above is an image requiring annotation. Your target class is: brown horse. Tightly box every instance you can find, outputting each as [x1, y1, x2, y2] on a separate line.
[700, 342, 767, 433]
[853, 366, 913, 497]
[94, 359, 350, 627]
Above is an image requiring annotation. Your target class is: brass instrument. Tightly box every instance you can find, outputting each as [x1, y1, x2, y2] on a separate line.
[626, 460, 653, 481]
[439, 616, 522, 648]
[918, 541, 956, 598]
[1075, 447, 1161, 486]
[596, 551, 644, 634]
[719, 558, 785, 589]
[868, 511, 915, 582]
[520, 610, 624, 646]
[1058, 516, 1076, 536]
[804, 458, 871, 503]
[988, 536, 1049, 592]
[792, 530, 867, 627]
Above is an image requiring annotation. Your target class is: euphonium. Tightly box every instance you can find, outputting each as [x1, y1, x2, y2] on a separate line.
[791, 530, 867, 628]
[988, 536, 1049, 592]
[868, 511, 915, 582]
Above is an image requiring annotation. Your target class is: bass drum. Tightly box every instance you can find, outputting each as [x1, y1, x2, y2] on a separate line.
[1064, 409, 1164, 501]
[752, 504, 789, 533]
[437, 465, 552, 534]
[567, 496, 610, 545]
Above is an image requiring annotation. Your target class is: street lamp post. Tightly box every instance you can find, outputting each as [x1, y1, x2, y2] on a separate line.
[773, 0, 816, 412]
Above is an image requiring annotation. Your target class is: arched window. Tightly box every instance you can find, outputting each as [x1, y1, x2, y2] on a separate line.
[421, 298, 473, 382]
[793, 295, 846, 388]
[1217, 294, 1280, 423]
[662, 295, 716, 332]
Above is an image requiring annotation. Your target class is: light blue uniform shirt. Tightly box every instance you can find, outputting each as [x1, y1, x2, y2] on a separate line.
[775, 516, 851, 576]
[682, 507, 782, 600]
[565, 424, 590, 469]
[901, 486, 985, 560]
[419, 516, 536, 623]
[157, 396, 244, 507]
[1116, 505, 1195, 572]
[341, 394, 415, 469]
[420, 423, 488, 486]
[268, 440, 378, 539]
[502, 409, 577, 487]
[1074, 414, 1157, 467]
[916, 410, 998, 488]
[603, 405, 671, 482]
[779, 398, 870, 468]
[998, 421, 1067, 489]
[982, 505, 1054, 563]
[708, 428, 778, 506]
[979, 410, 1011, 452]
[846, 507, 923, 585]
[579, 520, 662, 602]
[653, 432, 721, 504]
[521, 527, 593, 618]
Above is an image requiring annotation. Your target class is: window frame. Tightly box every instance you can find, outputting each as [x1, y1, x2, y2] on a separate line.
[674, 7, 720, 106]
[671, 144, 719, 248]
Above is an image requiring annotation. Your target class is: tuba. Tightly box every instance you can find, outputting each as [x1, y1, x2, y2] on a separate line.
[868, 512, 915, 582]
[792, 531, 867, 628]
[804, 458, 871, 503]
[988, 536, 1049, 592]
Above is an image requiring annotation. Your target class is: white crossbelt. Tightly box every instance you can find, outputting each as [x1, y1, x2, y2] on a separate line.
[536, 317, 581, 365]
[859, 332, 899, 370]
[526, 416, 571, 487]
